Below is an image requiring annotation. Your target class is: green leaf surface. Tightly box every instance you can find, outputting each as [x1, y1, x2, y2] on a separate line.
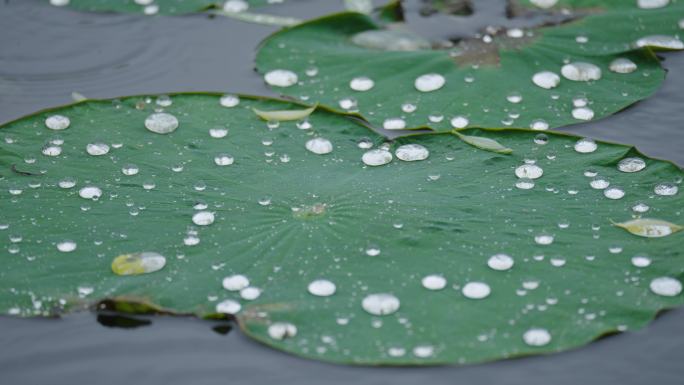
[255, 1, 684, 131]
[1, 93, 683, 365]
[49, 0, 268, 15]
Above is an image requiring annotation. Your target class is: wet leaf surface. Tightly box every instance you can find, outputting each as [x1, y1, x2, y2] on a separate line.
[0, 93, 682, 365]
[256, 1, 683, 131]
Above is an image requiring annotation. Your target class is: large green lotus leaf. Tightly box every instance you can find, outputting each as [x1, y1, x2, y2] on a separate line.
[255, 1, 684, 132]
[49, 0, 268, 15]
[1, 94, 683, 365]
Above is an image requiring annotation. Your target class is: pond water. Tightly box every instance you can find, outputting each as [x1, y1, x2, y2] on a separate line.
[0, 0, 682, 383]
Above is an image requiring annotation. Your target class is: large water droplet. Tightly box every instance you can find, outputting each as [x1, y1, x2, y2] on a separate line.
[383, 118, 406, 130]
[264, 69, 298, 87]
[86, 142, 110, 156]
[609, 58, 638, 74]
[145, 113, 178, 134]
[79, 186, 102, 200]
[650, 277, 682, 297]
[215, 299, 241, 314]
[654, 183, 678, 196]
[362, 149, 393, 166]
[350, 76, 374, 91]
[572, 107, 594, 121]
[450, 116, 469, 129]
[631, 255, 652, 267]
[618, 157, 645, 172]
[223, 274, 249, 291]
[532, 71, 560, 89]
[305, 137, 333, 155]
[268, 322, 297, 340]
[422, 275, 447, 290]
[603, 187, 625, 200]
[240, 286, 261, 300]
[523, 328, 551, 346]
[192, 211, 215, 226]
[214, 154, 235, 166]
[561, 62, 602, 81]
[362, 293, 400, 315]
[395, 144, 429, 161]
[42, 145, 62, 157]
[413, 345, 435, 358]
[590, 177, 610, 189]
[534, 234, 554, 245]
[219, 94, 240, 107]
[56, 240, 77, 252]
[636, 35, 684, 50]
[637, 0, 670, 9]
[308, 279, 336, 297]
[209, 127, 228, 138]
[462, 282, 491, 299]
[515, 164, 543, 179]
[45, 115, 70, 130]
[574, 138, 597, 153]
[415, 73, 446, 92]
[122, 164, 139, 176]
[488, 254, 514, 271]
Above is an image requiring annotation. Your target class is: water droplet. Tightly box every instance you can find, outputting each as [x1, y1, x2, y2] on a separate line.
[215, 299, 241, 314]
[209, 127, 228, 138]
[534, 234, 554, 245]
[42, 145, 62, 157]
[515, 164, 543, 179]
[609, 58, 638, 74]
[192, 211, 215, 226]
[357, 137, 373, 149]
[530, 0, 558, 9]
[365, 246, 381, 256]
[650, 277, 682, 297]
[516, 178, 535, 189]
[350, 76, 374, 91]
[79, 186, 102, 200]
[532, 71, 560, 89]
[111, 252, 166, 275]
[574, 138, 597, 153]
[383, 118, 406, 130]
[462, 282, 491, 299]
[637, 0, 670, 10]
[268, 322, 297, 340]
[530, 119, 549, 131]
[395, 144, 429, 162]
[45, 115, 70, 130]
[305, 137, 333, 155]
[618, 157, 645, 173]
[572, 107, 594, 121]
[362, 293, 400, 315]
[223, 274, 249, 291]
[50, 0, 70, 6]
[214, 154, 234, 166]
[59, 177, 76, 189]
[402, 103, 417, 113]
[561, 62, 602, 81]
[488, 254, 514, 271]
[297, 120, 312, 130]
[590, 178, 610, 189]
[264, 69, 298, 87]
[362, 149, 393, 166]
[631, 255, 651, 267]
[507, 92, 523, 104]
[86, 142, 110, 156]
[258, 196, 272, 206]
[636, 35, 684, 50]
[56, 240, 77, 252]
[121, 164, 139, 176]
[308, 279, 336, 296]
[413, 345, 435, 358]
[145, 113, 178, 134]
[654, 183, 678, 196]
[388, 347, 406, 357]
[240, 286, 261, 300]
[632, 202, 650, 213]
[523, 328, 551, 346]
[415, 73, 446, 92]
[219, 94, 240, 107]
[422, 275, 447, 290]
[450, 116, 469, 129]
[603, 187, 625, 200]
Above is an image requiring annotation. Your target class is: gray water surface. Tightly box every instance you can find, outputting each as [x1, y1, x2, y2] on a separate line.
[0, 1, 683, 384]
